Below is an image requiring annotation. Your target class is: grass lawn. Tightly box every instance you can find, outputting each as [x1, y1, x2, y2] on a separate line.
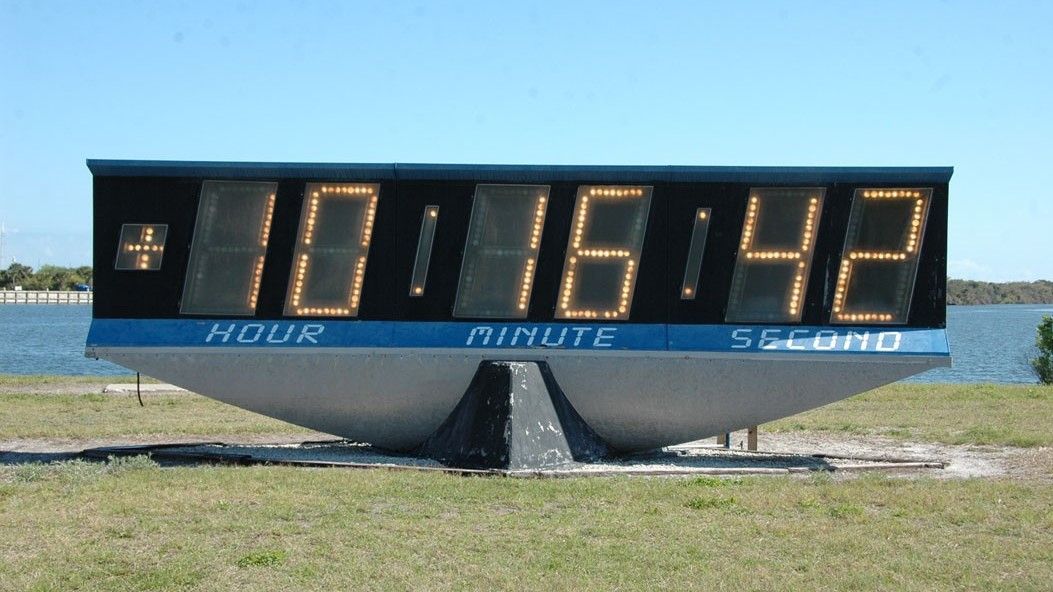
[768, 383, 1053, 448]
[1, 377, 1052, 590]
[1, 460, 1051, 591]
[0, 392, 312, 441]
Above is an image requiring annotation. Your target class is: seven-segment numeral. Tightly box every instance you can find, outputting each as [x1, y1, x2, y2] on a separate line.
[453, 185, 549, 319]
[285, 183, 379, 317]
[831, 188, 932, 325]
[556, 185, 652, 320]
[181, 181, 277, 316]
[409, 206, 440, 297]
[725, 188, 824, 323]
[680, 209, 711, 300]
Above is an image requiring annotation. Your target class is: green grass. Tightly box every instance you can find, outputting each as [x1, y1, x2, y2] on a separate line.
[0, 459, 1050, 591]
[768, 383, 1053, 447]
[2, 377, 1051, 448]
[0, 374, 141, 389]
[0, 391, 312, 440]
[2, 377, 1053, 589]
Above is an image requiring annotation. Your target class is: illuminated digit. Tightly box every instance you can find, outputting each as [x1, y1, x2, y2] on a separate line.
[831, 188, 932, 324]
[556, 185, 652, 320]
[181, 181, 277, 316]
[453, 185, 549, 318]
[285, 183, 379, 317]
[725, 187, 825, 323]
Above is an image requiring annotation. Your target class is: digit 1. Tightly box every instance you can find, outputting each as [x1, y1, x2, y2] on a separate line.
[725, 188, 825, 323]
[555, 185, 652, 320]
[832, 188, 932, 324]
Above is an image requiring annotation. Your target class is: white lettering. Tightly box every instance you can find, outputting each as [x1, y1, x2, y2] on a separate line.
[266, 324, 295, 344]
[876, 331, 902, 351]
[495, 327, 509, 345]
[759, 329, 781, 350]
[843, 331, 870, 350]
[541, 327, 568, 347]
[511, 327, 538, 346]
[812, 330, 838, 350]
[205, 323, 236, 343]
[466, 326, 493, 346]
[297, 324, 325, 344]
[571, 327, 592, 347]
[237, 324, 265, 343]
[731, 329, 752, 349]
[786, 329, 809, 350]
[592, 328, 616, 348]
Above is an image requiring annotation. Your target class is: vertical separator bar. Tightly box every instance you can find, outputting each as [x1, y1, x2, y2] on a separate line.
[679, 208, 711, 300]
[409, 205, 440, 297]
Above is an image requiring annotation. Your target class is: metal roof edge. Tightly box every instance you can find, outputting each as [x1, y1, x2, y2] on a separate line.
[86, 160, 954, 183]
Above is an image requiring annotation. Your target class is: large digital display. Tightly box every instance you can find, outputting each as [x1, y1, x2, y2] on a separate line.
[555, 186, 652, 320]
[285, 183, 379, 317]
[181, 181, 277, 316]
[454, 185, 549, 318]
[101, 167, 944, 328]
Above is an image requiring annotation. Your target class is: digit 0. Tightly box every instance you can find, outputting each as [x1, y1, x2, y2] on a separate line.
[285, 183, 379, 317]
[556, 185, 652, 320]
[832, 188, 932, 324]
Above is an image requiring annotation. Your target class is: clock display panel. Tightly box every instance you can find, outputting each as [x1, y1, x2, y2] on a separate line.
[92, 162, 947, 330]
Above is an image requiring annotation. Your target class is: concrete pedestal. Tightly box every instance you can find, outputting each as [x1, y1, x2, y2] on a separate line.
[419, 361, 610, 470]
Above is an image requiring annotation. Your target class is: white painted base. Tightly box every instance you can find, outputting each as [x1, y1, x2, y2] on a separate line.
[89, 347, 948, 452]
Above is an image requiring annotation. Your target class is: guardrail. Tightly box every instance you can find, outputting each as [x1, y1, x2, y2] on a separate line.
[0, 290, 93, 304]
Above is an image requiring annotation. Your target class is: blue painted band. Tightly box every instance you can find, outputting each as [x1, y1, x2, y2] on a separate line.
[87, 319, 949, 356]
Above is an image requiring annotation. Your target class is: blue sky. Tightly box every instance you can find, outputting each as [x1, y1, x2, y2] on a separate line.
[1, 0, 1050, 280]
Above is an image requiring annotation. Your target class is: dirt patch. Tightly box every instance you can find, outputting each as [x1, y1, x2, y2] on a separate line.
[719, 430, 1052, 482]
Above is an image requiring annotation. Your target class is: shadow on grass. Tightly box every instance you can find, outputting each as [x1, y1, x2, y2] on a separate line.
[0, 450, 81, 465]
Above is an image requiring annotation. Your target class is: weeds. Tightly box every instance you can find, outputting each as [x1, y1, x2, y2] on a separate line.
[236, 549, 287, 568]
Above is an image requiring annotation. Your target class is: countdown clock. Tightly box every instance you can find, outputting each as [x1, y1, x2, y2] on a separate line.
[87, 161, 951, 452]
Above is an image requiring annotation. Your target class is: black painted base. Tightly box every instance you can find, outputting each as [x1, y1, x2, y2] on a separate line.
[418, 361, 610, 470]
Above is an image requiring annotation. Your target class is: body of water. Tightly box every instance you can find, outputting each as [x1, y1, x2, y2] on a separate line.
[909, 304, 1052, 384]
[0, 304, 1049, 383]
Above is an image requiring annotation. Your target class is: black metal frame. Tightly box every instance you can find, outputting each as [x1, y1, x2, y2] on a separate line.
[89, 161, 950, 327]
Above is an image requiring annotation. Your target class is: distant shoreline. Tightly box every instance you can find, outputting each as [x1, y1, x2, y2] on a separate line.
[0, 289, 92, 305]
[948, 279, 1053, 306]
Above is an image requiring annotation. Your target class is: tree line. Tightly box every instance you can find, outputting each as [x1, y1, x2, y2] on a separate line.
[1, 263, 1051, 304]
[947, 279, 1053, 305]
[0, 263, 93, 291]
